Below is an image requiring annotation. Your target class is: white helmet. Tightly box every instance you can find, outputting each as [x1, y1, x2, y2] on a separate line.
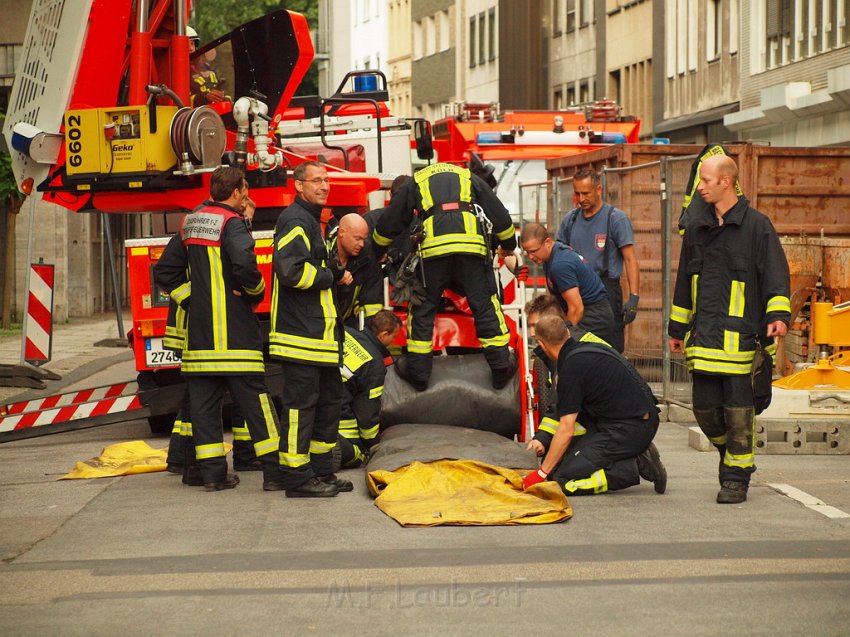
[186, 26, 200, 46]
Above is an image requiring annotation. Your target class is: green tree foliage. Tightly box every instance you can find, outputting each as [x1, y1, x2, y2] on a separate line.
[193, 0, 319, 96]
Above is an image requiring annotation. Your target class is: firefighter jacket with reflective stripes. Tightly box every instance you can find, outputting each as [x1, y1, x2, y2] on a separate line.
[327, 223, 383, 324]
[163, 298, 187, 354]
[155, 201, 266, 375]
[270, 197, 341, 367]
[372, 163, 517, 260]
[668, 197, 791, 375]
[339, 327, 390, 448]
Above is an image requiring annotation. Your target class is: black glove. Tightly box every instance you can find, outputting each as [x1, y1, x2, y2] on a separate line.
[622, 293, 639, 325]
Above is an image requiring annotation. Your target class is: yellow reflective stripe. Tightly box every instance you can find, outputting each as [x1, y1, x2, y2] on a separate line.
[360, 424, 379, 440]
[232, 423, 251, 441]
[407, 339, 433, 354]
[171, 281, 191, 305]
[372, 229, 393, 247]
[670, 304, 692, 325]
[490, 292, 508, 335]
[170, 419, 183, 436]
[369, 385, 383, 399]
[207, 246, 227, 351]
[270, 333, 338, 352]
[254, 437, 279, 456]
[181, 360, 267, 374]
[563, 468, 608, 494]
[320, 287, 337, 342]
[479, 333, 510, 348]
[459, 171, 472, 202]
[269, 346, 340, 364]
[690, 274, 699, 313]
[574, 422, 587, 435]
[462, 211, 477, 235]
[688, 346, 754, 362]
[578, 332, 611, 347]
[339, 419, 359, 434]
[724, 450, 755, 469]
[361, 303, 382, 317]
[296, 263, 318, 289]
[418, 174, 434, 211]
[245, 278, 265, 296]
[538, 417, 558, 435]
[708, 434, 727, 445]
[310, 439, 336, 454]
[277, 226, 311, 252]
[284, 408, 301, 463]
[728, 280, 745, 318]
[180, 419, 193, 436]
[723, 330, 740, 353]
[497, 225, 515, 241]
[280, 452, 310, 467]
[195, 443, 226, 460]
[181, 349, 265, 362]
[686, 357, 753, 374]
[766, 295, 791, 314]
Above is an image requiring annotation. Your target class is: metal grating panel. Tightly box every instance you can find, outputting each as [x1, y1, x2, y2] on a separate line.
[1, 0, 94, 196]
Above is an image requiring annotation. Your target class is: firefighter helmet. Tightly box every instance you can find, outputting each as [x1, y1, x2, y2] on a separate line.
[186, 26, 200, 47]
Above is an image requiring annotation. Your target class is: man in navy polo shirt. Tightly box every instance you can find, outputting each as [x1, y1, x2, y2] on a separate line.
[520, 222, 616, 347]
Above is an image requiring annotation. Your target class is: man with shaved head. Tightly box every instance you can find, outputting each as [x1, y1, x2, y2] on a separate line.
[668, 154, 790, 504]
[330, 212, 383, 326]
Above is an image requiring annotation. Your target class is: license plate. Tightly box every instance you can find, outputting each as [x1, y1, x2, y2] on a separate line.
[145, 338, 182, 368]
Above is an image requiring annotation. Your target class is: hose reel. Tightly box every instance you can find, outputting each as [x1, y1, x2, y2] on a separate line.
[169, 106, 226, 173]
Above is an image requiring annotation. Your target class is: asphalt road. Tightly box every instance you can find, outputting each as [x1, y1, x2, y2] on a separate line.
[1, 414, 849, 636]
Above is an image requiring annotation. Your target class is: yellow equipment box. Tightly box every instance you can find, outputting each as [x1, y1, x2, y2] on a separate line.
[64, 105, 178, 176]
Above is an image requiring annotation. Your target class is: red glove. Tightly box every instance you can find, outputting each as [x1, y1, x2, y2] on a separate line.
[516, 264, 529, 283]
[522, 468, 549, 490]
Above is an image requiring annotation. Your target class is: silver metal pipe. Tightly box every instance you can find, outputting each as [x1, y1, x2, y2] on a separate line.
[173, 0, 185, 36]
[136, 0, 149, 32]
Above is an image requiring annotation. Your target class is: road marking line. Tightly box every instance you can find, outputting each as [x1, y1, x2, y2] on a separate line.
[768, 483, 850, 519]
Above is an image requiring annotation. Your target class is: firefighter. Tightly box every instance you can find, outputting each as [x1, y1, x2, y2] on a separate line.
[155, 166, 280, 492]
[267, 161, 351, 498]
[523, 314, 666, 496]
[187, 26, 228, 106]
[338, 310, 402, 467]
[372, 162, 518, 392]
[327, 213, 383, 327]
[668, 155, 791, 504]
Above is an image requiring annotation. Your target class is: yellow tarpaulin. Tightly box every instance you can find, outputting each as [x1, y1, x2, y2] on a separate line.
[367, 459, 572, 527]
[60, 441, 170, 479]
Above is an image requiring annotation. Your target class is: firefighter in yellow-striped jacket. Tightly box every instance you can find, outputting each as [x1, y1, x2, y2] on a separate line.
[668, 155, 790, 505]
[267, 161, 351, 498]
[338, 311, 402, 468]
[373, 162, 518, 392]
[155, 166, 280, 492]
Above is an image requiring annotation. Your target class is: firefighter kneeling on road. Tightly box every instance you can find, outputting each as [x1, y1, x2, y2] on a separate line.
[523, 314, 667, 496]
[372, 162, 518, 392]
[338, 310, 403, 467]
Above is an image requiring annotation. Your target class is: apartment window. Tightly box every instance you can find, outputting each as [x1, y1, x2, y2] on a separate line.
[439, 10, 450, 52]
[665, 0, 676, 78]
[426, 15, 437, 56]
[567, 0, 577, 33]
[729, 0, 739, 54]
[554, 88, 564, 109]
[688, 0, 698, 70]
[676, 0, 687, 74]
[567, 85, 576, 105]
[479, 13, 486, 64]
[414, 20, 423, 60]
[579, 79, 590, 103]
[580, 0, 591, 26]
[764, 0, 850, 68]
[488, 8, 496, 60]
[553, 0, 562, 35]
[707, 0, 721, 61]
[469, 18, 477, 67]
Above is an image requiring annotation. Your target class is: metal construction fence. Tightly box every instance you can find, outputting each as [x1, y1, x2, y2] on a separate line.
[518, 154, 699, 406]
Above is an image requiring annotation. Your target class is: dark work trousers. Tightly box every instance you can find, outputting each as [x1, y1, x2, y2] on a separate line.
[692, 372, 756, 485]
[277, 361, 343, 489]
[230, 403, 259, 466]
[166, 387, 192, 467]
[187, 375, 281, 484]
[407, 253, 511, 384]
[601, 276, 625, 353]
[551, 414, 658, 496]
[577, 299, 617, 351]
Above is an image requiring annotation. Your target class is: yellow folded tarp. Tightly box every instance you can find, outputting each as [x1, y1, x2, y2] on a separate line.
[367, 459, 572, 527]
[61, 441, 170, 479]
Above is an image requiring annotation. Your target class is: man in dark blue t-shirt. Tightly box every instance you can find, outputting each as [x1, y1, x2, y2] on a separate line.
[520, 222, 616, 347]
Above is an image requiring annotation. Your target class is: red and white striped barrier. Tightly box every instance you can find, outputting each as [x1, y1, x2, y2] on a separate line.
[0, 381, 142, 434]
[23, 262, 55, 366]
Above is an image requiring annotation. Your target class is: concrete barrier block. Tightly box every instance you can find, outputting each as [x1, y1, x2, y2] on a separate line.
[668, 404, 696, 423]
[755, 418, 850, 455]
[688, 426, 712, 452]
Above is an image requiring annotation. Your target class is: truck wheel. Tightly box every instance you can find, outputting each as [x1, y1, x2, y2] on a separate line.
[532, 355, 555, 413]
[148, 413, 176, 435]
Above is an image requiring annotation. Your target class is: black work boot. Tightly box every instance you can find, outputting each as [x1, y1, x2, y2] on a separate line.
[394, 356, 428, 392]
[203, 473, 240, 492]
[636, 442, 667, 494]
[318, 473, 354, 492]
[285, 477, 340, 498]
[233, 459, 263, 472]
[491, 353, 518, 390]
[717, 480, 748, 504]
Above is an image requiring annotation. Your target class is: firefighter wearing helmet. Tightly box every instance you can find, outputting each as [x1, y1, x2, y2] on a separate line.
[187, 26, 228, 106]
